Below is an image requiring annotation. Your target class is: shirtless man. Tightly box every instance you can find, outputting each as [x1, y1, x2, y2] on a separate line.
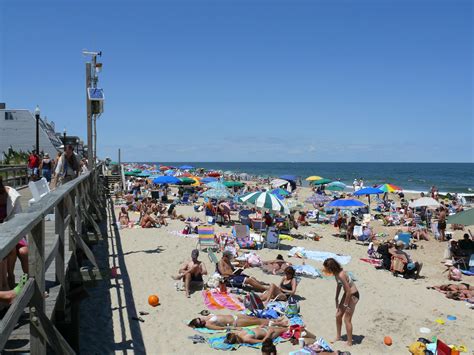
[438, 207, 447, 241]
[172, 249, 207, 298]
[218, 251, 268, 292]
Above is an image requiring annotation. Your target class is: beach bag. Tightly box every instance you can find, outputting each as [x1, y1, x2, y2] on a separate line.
[244, 292, 264, 314]
[448, 267, 462, 281]
[408, 341, 426, 355]
[206, 273, 222, 288]
[391, 256, 406, 274]
[285, 296, 300, 318]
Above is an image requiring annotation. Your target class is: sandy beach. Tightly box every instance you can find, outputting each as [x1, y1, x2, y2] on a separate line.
[79, 185, 473, 354]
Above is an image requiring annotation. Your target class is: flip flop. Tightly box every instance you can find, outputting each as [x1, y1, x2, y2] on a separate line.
[14, 274, 29, 295]
[199, 310, 210, 316]
[435, 319, 445, 325]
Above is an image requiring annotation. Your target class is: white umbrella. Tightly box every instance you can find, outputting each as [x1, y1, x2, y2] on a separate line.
[270, 178, 289, 188]
[409, 197, 440, 209]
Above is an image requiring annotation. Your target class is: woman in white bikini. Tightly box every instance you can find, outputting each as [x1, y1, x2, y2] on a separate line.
[188, 314, 288, 331]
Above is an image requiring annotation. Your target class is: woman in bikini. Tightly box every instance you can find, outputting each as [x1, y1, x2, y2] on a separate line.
[259, 266, 297, 304]
[188, 314, 288, 331]
[225, 326, 289, 345]
[118, 207, 131, 227]
[261, 254, 292, 275]
[323, 258, 359, 347]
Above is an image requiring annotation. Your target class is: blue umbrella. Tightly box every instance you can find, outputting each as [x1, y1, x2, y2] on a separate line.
[353, 187, 384, 196]
[179, 165, 194, 170]
[202, 188, 232, 200]
[205, 181, 227, 190]
[164, 169, 176, 176]
[327, 199, 366, 208]
[280, 175, 297, 181]
[201, 177, 218, 183]
[152, 176, 180, 185]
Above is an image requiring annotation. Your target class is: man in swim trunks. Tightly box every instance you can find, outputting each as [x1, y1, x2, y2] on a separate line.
[218, 250, 268, 292]
[172, 249, 207, 298]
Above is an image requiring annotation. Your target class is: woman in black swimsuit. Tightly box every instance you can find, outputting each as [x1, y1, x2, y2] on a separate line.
[259, 266, 297, 304]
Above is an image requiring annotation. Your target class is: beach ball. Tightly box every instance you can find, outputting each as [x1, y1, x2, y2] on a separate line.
[148, 294, 159, 307]
[384, 336, 393, 346]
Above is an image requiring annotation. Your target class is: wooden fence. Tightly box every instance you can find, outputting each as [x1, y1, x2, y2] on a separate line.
[0, 165, 28, 188]
[0, 164, 105, 354]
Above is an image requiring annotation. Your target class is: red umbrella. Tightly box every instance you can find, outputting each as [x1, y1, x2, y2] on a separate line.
[159, 166, 170, 171]
[207, 172, 221, 177]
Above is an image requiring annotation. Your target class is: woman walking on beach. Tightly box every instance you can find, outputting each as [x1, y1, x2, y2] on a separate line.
[323, 258, 359, 347]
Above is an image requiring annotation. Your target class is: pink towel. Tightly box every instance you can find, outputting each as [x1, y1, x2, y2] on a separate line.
[360, 258, 382, 266]
[202, 290, 244, 311]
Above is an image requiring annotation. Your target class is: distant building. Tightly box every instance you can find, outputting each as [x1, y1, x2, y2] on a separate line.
[0, 103, 64, 159]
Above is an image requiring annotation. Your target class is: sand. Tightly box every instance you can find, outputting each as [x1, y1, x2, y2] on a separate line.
[80, 186, 474, 354]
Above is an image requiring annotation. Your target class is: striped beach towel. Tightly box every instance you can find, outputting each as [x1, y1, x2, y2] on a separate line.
[202, 290, 244, 311]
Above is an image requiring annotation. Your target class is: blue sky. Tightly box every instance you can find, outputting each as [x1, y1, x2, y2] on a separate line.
[1, 0, 472, 162]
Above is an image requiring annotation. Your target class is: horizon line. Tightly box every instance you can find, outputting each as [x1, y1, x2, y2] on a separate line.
[121, 161, 474, 164]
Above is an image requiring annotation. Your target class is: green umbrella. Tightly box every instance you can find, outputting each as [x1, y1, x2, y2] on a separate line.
[132, 169, 142, 173]
[223, 181, 245, 188]
[311, 178, 332, 185]
[326, 185, 344, 192]
[124, 171, 135, 176]
[178, 177, 195, 185]
[447, 208, 474, 226]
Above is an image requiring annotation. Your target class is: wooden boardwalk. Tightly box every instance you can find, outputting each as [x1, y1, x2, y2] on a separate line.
[3, 187, 73, 353]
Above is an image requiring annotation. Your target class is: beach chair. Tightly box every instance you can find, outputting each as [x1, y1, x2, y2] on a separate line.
[265, 226, 279, 249]
[28, 177, 50, 206]
[179, 193, 190, 205]
[196, 226, 218, 251]
[239, 209, 252, 226]
[353, 225, 363, 240]
[232, 224, 255, 249]
[251, 219, 266, 233]
[431, 222, 440, 240]
[397, 233, 412, 249]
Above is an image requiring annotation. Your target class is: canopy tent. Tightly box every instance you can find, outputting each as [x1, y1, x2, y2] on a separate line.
[238, 191, 290, 214]
[409, 197, 440, 209]
[447, 208, 474, 226]
[327, 199, 366, 208]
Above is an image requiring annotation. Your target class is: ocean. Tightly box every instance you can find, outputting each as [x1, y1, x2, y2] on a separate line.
[143, 162, 473, 194]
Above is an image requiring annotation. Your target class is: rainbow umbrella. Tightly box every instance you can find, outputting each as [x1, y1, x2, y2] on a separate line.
[377, 183, 403, 193]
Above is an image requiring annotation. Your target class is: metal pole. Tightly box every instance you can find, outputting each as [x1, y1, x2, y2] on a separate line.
[118, 148, 121, 166]
[86, 62, 92, 170]
[35, 113, 40, 154]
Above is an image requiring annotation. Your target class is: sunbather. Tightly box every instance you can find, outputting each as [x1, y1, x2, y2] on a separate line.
[261, 254, 292, 275]
[259, 266, 297, 304]
[225, 325, 316, 345]
[218, 251, 269, 292]
[140, 208, 160, 228]
[188, 314, 288, 330]
[172, 249, 207, 298]
[428, 283, 472, 292]
[118, 207, 133, 228]
[390, 241, 423, 279]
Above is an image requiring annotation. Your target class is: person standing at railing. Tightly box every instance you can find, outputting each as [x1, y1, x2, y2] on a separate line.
[0, 176, 29, 305]
[51, 145, 80, 188]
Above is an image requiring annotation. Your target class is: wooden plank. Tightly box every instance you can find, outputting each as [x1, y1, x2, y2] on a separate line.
[0, 172, 91, 261]
[34, 306, 75, 355]
[0, 279, 34, 349]
[29, 220, 46, 354]
[44, 235, 59, 271]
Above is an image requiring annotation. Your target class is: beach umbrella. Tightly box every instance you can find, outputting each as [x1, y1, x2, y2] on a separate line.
[207, 171, 221, 177]
[447, 208, 474, 226]
[179, 165, 194, 170]
[306, 176, 324, 181]
[223, 181, 245, 188]
[136, 172, 150, 177]
[152, 176, 180, 185]
[280, 175, 297, 181]
[270, 188, 290, 197]
[205, 181, 227, 190]
[238, 191, 290, 214]
[201, 177, 218, 183]
[326, 181, 346, 191]
[354, 187, 384, 204]
[271, 178, 289, 188]
[409, 197, 440, 209]
[124, 171, 135, 176]
[377, 183, 403, 193]
[164, 169, 176, 176]
[159, 166, 171, 171]
[177, 177, 195, 185]
[202, 188, 232, 200]
[311, 178, 332, 186]
[327, 199, 366, 208]
[132, 169, 142, 173]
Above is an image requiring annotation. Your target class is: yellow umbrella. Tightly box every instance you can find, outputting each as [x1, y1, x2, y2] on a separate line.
[306, 176, 323, 181]
[189, 176, 201, 186]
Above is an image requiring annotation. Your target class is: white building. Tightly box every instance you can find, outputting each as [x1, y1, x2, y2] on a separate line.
[0, 104, 63, 159]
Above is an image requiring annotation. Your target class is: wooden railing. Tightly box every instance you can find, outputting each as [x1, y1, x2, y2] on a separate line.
[0, 164, 28, 188]
[0, 164, 105, 354]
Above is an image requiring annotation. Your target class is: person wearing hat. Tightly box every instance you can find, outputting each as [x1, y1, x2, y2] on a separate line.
[39, 152, 53, 182]
[218, 250, 268, 292]
[390, 241, 423, 279]
[172, 249, 207, 298]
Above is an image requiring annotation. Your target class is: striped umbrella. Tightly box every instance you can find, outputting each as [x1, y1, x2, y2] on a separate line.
[377, 183, 402, 193]
[238, 191, 290, 214]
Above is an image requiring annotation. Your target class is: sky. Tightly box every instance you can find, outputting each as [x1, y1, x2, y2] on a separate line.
[0, 0, 472, 162]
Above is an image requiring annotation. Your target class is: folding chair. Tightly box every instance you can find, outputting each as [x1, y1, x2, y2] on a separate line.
[265, 226, 280, 249]
[196, 225, 218, 251]
[397, 233, 412, 249]
[232, 224, 255, 249]
[353, 225, 363, 239]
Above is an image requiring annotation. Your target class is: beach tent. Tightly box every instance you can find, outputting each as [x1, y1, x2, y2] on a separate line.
[152, 176, 180, 185]
[327, 199, 366, 208]
[270, 188, 290, 197]
[238, 191, 290, 214]
[447, 208, 474, 226]
[409, 197, 440, 209]
[271, 179, 289, 188]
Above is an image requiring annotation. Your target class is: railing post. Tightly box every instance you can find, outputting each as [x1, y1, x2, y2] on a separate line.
[29, 219, 46, 354]
[55, 200, 66, 305]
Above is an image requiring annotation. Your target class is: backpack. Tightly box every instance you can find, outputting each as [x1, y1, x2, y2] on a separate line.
[285, 296, 300, 317]
[244, 292, 264, 314]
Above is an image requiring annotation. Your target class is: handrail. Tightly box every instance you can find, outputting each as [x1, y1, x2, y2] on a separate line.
[0, 164, 104, 354]
[0, 165, 28, 188]
[0, 172, 90, 261]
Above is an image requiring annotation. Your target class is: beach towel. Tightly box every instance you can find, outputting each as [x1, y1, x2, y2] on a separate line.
[360, 257, 383, 267]
[168, 230, 198, 238]
[191, 324, 258, 334]
[288, 247, 351, 265]
[202, 290, 244, 311]
[261, 264, 321, 278]
[460, 270, 474, 276]
[207, 334, 284, 350]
